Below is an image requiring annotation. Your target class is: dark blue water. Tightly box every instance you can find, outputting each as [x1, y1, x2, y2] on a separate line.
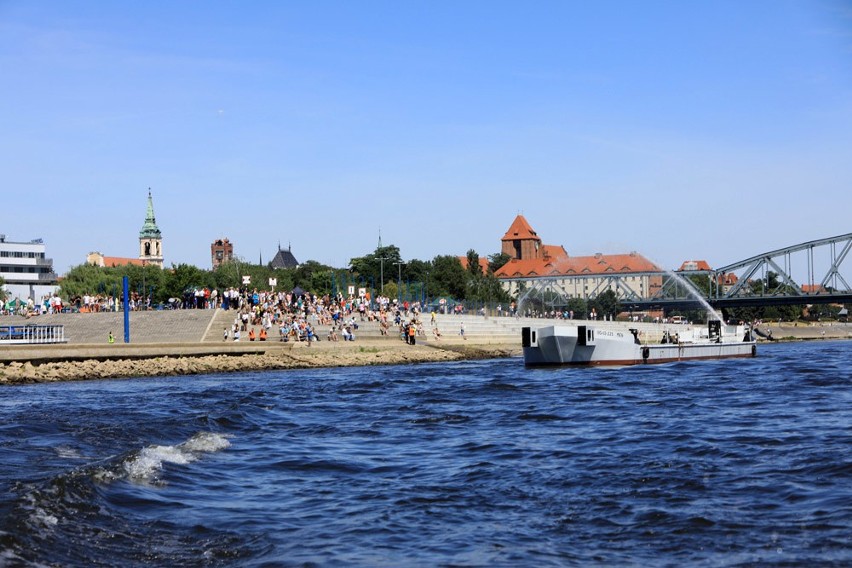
[1, 341, 849, 567]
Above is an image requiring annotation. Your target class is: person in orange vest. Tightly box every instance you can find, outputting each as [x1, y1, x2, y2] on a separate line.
[259, 328, 267, 341]
[408, 321, 417, 345]
[248, 328, 256, 341]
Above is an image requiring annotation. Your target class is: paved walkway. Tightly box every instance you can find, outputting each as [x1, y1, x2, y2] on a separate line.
[2, 311, 845, 356]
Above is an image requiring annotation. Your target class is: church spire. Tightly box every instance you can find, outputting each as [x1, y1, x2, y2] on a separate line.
[139, 188, 164, 267]
[139, 188, 162, 239]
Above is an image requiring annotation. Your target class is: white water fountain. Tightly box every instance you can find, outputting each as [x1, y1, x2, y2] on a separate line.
[663, 269, 725, 323]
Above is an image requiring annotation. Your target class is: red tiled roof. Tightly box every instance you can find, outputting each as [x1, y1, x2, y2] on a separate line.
[495, 251, 660, 278]
[101, 256, 146, 267]
[541, 244, 567, 259]
[717, 273, 738, 285]
[500, 214, 540, 242]
[801, 284, 828, 294]
[679, 260, 712, 271]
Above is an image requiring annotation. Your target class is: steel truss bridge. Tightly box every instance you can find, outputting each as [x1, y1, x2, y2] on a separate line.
[510, 233, 852, 311]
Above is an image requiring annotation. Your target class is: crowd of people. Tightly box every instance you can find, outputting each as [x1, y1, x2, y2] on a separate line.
[4, 286, 471, 345]
[216, 287, 433, 345]
[3, 291, 163, 316]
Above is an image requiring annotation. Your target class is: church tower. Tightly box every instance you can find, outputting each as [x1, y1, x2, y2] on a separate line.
[139, 189, 164, 267]
[500, 214, 541, 261]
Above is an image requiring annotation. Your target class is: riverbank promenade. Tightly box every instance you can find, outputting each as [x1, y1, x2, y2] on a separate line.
[2, 308, 849, 348]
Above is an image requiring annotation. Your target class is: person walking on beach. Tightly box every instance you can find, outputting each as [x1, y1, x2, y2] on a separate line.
[460, 321, 466, 340]
[108, 331, 114, 344]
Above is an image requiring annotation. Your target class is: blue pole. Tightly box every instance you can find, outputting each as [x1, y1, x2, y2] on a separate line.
[123, 276, 130, 343]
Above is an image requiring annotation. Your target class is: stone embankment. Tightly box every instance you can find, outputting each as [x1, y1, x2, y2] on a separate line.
[0, 341, 518, 385]
[0, 309, 523, 384]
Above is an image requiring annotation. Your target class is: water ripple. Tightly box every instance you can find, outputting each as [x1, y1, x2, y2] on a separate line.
[0, 341, 850, 566]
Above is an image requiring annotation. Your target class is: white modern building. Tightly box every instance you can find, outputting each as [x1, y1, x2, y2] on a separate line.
[0, 234, 59, 301]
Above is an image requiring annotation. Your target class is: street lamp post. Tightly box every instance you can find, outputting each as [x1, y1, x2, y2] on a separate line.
[378, 256, 388, 295]
[393, 261, 405, 303]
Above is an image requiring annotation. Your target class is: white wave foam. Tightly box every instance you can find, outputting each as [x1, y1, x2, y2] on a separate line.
[182, 432, 232, 453]
[32, 508, 59, 528]
[22, 490, 59, 533]
[123, 432, 231, 483]
[55, 445, 84, 460]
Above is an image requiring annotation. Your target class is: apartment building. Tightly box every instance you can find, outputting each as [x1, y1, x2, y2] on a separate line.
[0, 234, 59, 301]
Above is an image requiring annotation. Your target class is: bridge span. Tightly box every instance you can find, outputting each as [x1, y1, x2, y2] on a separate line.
[511, 232, 851, 312]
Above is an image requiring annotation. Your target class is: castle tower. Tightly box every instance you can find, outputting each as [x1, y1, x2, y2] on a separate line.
[500, 214, 541, 261]
[139, 189, 163, 267]
[211, 238, 233, 269]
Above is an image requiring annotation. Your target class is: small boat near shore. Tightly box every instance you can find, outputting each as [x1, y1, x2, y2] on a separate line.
[522, 320, 756, 366]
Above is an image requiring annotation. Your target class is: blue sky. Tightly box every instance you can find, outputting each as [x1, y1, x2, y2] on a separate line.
[2, 1, 851, 275]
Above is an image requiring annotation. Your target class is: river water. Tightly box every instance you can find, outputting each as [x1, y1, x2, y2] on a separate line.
[1, 341, 849, 567]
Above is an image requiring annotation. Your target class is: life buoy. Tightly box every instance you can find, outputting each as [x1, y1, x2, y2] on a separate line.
[642, 346, 650, 362]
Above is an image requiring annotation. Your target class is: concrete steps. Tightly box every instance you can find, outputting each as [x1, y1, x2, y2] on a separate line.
[1, 310, 679, 346]
[202, 309, 241, 342]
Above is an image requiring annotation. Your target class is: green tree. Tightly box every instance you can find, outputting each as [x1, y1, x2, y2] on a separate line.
[0, 276, 6, 302]
[349, 245, 402, 290]
[293, 260, 334, 295]
[59, 264, 107, 300]
[589, 290, 621, 319]
[567, 297, 587, 319]
[128, 264, 168, 302]
[480, 272, 511, 305]
[211, 259, 245, 290]
[488, 252, 511, 273]
[383, 281, 399, 301]
[406, 259, 430, 285]
[429, 255, 466, 299]
[465, 249, 482, 278]
[59, 263, 174, 304]
[268, 268, 295, 293]
[162, 264, 209, 301]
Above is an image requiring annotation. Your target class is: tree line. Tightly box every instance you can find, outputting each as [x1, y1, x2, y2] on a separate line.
[39, 252, 845, 322]
[57, 244, 515, 308]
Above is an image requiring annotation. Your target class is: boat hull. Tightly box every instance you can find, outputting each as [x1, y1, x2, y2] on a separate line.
[522, 325, 757, 367]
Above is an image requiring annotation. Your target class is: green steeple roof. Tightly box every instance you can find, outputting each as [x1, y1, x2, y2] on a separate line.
[139, 189, 162, 239]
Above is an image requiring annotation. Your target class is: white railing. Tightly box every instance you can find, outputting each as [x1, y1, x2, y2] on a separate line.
[0, 324, 66, 344]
